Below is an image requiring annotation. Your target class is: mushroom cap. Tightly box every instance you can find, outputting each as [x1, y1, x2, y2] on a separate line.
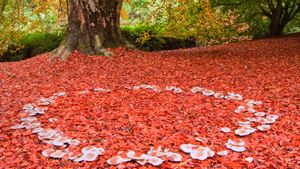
[208, 150, 215, 157]
[54, 92, 66, 96]
[163, 152, 182, 162]
[165, 86, 183, 93]
[195, 137, 208, 143]
[136, 159, 147, 165]
[231, 94, 243, 101]
[107, 156, 131, 165]
[217, 150, 228, 156]
[214, 92, 224, 98]
[26, 122, 41, 129]
[245, 117, 257, 122]
[190, 148, 209, 160]
[81, 146, 104, 155]
[254, 112, 266, 117]
[202, 90, 215, 96]
[147, 156, 164, 166]
[234, 106, 245, 113]
[180, 144, 197, 153]
[247, 108, 257, 113]
[67, 139, 81, 146]
[32, 127, 44, 134]
[42, 148, 55, 157]
[230, 145, 246, 152]
[257, 117, 268, 124]
[245, 157, 254, 163]
[73, 154, 86, 162]
[227, 139, 245, 146]
[266, 114, 279, 120]
[234, 128, 253, 136]
[20, 117, 37, 122]
[238, 121, 251, 126]
[257, 125, 271, 131]
[127, 150, 144, 160]
[221, 127, 231, 133]
[68, 152, 82, 160]
[94, 87, 111, 92]
[191, 87, 203, 93]
[23, 104, 34, 110]
[257, 117, 276, 124]
[147, 148, 165, 157]
[11, 124, 26, 130]
[52, 137, 69, 146]
[83, 151, 99, 162]
[50, 150, 67, 158]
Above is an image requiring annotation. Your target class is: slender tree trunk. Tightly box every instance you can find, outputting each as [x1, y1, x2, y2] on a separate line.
[53, 0, 130, 60]
[269, 0, 284, 36]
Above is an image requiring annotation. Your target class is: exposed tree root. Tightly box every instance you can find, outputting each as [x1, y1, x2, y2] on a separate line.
[1, 68, 15, 78]
[50, 41, 71, 60]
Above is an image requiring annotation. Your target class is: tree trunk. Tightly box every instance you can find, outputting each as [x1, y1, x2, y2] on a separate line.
[269, 19, 284, 36]
[53, 0, 129, 60]
[269, 0, 284, 36]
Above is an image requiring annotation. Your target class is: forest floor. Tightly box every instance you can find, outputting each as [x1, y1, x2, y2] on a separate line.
[0, 34, 299, 169]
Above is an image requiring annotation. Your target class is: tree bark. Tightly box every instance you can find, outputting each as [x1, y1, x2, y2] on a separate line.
[261, 0, 300, 36]
[269, 0, 284, 36]
[53, 0, 130, 60]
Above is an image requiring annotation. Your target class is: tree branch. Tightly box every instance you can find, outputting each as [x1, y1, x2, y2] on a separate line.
[289, 2, 300, 18]
[266, 0, 275, 12]
[259, 4, 272, 18]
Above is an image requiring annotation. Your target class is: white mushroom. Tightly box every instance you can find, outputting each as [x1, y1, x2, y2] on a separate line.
[221, 127, 231, 133]
[127, 150, 144, 160]
[11, 124, 25, 130]
[257, 125, 271, 131]
[107, 156, 131, 165]
[52, 137, 69, 146]
[191, 87, 203, 93]
[202, 90, 215, 96]
[190, 147, 210, 160]
[214, 92, 224, 98]
[180, 144, 195, 153]
[50, 150, 67, 158]
[217, 150, 228, 156]
[254, 112, 266, 117]
[147, 156, 164, 166]
[42, 148, 55, 157]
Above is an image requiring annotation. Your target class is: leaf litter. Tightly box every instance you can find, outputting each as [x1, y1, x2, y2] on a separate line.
[0, 34, 300, 168]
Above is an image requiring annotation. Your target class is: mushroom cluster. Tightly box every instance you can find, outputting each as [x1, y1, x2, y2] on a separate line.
[232, 99, 279, 137]
[180, 144, 214, 160]
[165, 86, 183, 94]
[225, 139, 246, 152]
[107, 147, 182, 166]
[11, 90, 106, 162]
[11, 84, 279, 166]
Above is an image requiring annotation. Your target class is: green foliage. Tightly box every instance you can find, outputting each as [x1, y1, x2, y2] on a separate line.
[147, 0, 252, 45]
[121, 24, 195, 51]
[285, 14, 300, 33]
[0, 30, 65, 62]
[211, 0, 300, 37]
[0, 0, 67, 56]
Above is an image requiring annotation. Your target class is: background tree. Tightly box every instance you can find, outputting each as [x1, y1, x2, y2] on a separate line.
[211, 0, 300, 36]
[260, 0, 300, 35]
[54, 0, 130, 59]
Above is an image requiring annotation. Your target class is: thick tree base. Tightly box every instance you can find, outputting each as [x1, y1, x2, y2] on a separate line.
[50, 42, 134, 60]
[50, 41, 115, 60]
[50, 0, 135, 60]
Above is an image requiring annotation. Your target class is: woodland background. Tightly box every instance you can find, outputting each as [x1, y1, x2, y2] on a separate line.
[0, 0, 299, 61]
